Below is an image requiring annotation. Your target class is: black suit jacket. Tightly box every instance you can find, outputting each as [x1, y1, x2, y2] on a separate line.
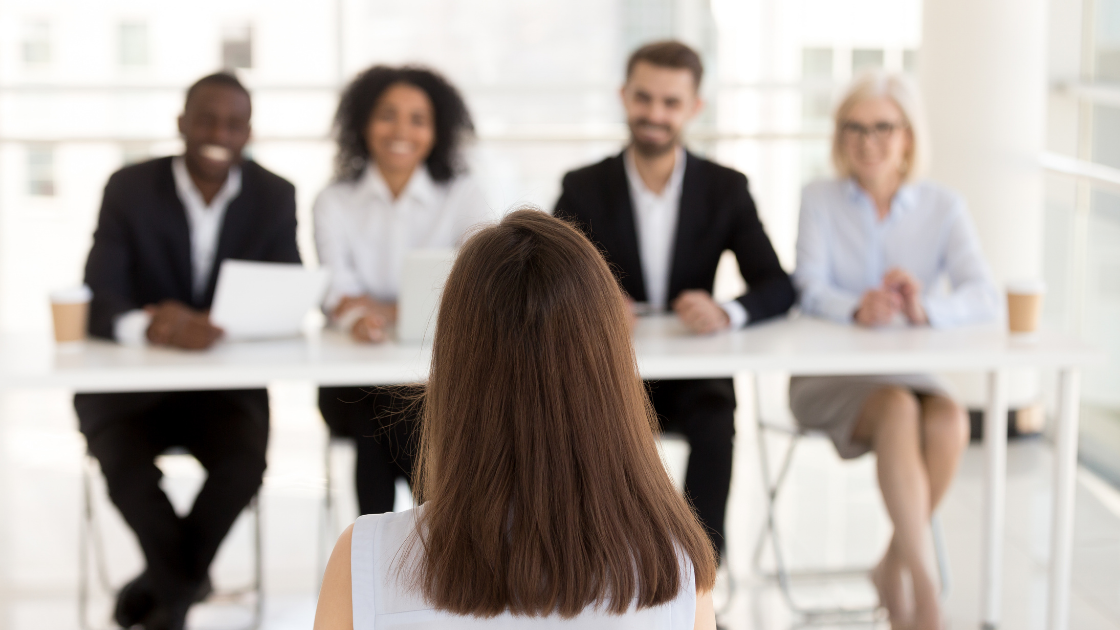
[83, 156, 301, 339]
[554, 151, 795, 323]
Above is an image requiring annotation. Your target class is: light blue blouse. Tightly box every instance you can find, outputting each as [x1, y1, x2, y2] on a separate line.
[793, 178, 1000, 328]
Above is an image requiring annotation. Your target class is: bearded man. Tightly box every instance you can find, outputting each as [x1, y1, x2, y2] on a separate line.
[554, 40, 795, 556]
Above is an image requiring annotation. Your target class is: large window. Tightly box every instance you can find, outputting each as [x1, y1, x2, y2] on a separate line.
[1044, 0, 1120, 483]
[118, 21, 149, 67]
[26, 144, 55, 197]
[22, 20, 51, 66]
[221, 24, 253, 70]
[0, 0, 920, 333]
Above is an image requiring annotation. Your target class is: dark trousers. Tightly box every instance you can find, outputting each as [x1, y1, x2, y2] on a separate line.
[318, 386, 418, 515]
[646, 378, 736, 554]
[74, 390, 269, 609]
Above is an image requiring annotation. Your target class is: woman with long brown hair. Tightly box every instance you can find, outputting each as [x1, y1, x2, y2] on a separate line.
[314, 209, 717, 629]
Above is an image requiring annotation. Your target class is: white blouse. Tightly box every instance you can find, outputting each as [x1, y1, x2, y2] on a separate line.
[350, 508, 699, 629]
[313, 165, 494, 311]
[794, 178, 1000, 328]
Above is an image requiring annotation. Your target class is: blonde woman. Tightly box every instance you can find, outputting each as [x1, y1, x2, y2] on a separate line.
[791, 72, 999, 629]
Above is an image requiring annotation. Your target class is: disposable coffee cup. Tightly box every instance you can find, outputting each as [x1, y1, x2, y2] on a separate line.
[50, 285, 92, 344]
[1006, 279, 1045, 335]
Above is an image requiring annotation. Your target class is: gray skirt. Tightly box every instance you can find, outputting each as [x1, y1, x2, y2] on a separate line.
[788, 374, 951, 460]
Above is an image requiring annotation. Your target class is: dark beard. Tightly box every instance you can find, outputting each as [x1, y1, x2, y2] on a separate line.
[628, 121, 679, 158]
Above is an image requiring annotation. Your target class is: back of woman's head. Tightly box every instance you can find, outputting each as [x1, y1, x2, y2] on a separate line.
[413, 208, 716, 618]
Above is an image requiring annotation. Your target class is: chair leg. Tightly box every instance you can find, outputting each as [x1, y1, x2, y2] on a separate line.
[932, 511, 951, 599]
[753, 416, 806, 613]
[80, 455, 118, 630]
[250, 494, 264, 630]
[751, 375, 882, 621]
[79, 457, 93, 630]
[318, 436, 336, 591]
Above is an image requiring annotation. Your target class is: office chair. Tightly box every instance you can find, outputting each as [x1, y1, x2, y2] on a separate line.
[79, 449, 263, 630]
[750, 374, 951, 624]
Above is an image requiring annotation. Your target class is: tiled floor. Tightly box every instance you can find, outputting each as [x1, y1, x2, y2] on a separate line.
[1, 377, 1118, 630]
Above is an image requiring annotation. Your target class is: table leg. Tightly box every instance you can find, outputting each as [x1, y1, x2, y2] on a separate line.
[1047, 369, 1081, 630]
[981, 370, 1008, 629]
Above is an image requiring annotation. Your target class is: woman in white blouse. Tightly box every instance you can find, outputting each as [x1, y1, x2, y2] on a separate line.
[791, 72, 999, 630]
[314, 65, 492, 517]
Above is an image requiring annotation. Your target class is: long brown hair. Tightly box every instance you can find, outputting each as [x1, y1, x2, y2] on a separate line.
[411, 208, 716, 617]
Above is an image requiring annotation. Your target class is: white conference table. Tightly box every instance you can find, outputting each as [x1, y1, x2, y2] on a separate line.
[0, 315, 1102, 630]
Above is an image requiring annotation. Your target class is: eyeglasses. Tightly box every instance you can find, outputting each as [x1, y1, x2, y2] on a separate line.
[840, 120, 907, 143]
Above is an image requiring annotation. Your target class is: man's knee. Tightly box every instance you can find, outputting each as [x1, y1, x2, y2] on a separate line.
[206, 446, 266, 484]
[682, 380, 736, 442]
[86, 427, 157, 487]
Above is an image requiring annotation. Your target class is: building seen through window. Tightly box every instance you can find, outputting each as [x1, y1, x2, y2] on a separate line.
[852, 48, 885, 73]
[118, 21, 148, 67]
[120, 143, 151, 166]
[903, 49, 918, 73]
[22, 20, 51, 65]
[801, 47, 834, 125]
[27, 144, 56, 197]
[222, 24, 253, 69]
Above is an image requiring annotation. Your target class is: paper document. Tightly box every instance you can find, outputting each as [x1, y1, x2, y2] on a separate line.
[210, 260, 330, 340]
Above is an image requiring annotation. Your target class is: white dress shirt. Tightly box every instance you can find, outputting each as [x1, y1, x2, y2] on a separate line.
[794, 178, 1000, 328]
[623, 148, 748, 328]
[313, 164, 493, 313]
[113, 157, 242, 345]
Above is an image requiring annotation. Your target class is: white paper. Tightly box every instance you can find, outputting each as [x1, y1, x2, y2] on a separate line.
[210, 260, 330, 340]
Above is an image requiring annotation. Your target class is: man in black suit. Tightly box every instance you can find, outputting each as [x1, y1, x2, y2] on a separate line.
[555, 41, 795, 556]
[75, 73, 300, 630]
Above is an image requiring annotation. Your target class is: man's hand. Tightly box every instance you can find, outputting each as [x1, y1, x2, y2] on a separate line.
[145, 300, 223, 350]
[672, 290, 731, 334]
[882, 267, 928, 325]
[854, 289, 902, 327]
[333, 295, 398, 344]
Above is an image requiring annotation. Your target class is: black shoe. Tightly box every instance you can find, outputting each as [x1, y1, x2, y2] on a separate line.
[113, 572, 156, 629]
[139, 604, 171, 630]
[141, 596, 190, 630]
[142, 577, 207, 630]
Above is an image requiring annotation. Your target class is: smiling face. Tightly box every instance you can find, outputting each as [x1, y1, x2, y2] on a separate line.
[839, 96, 912, 187]
[177, 83, 252, 183]
[620, 61, 703, 157]
[364, 82, 436, 178]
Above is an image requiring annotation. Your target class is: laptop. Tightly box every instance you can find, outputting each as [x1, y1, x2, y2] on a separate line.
[397, 249, 457, 344]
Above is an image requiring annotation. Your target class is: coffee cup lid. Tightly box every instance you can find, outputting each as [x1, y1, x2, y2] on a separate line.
[50, 285, 92, 304]
[1006, 279, 1046, 294]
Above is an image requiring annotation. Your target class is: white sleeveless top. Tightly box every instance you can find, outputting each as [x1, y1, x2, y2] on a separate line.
[351, 508, 698, 629]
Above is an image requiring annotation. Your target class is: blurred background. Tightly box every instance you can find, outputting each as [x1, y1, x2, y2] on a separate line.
[0, 0, 1117, 628]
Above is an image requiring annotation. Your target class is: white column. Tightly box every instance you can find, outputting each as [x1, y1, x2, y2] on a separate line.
[921, 1, 1049, 411]
[919, 0, 1048, 284]
[920, 3, 1048, 628]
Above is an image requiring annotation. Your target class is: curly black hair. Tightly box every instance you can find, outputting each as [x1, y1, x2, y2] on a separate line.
[332, 65, 474, 183]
